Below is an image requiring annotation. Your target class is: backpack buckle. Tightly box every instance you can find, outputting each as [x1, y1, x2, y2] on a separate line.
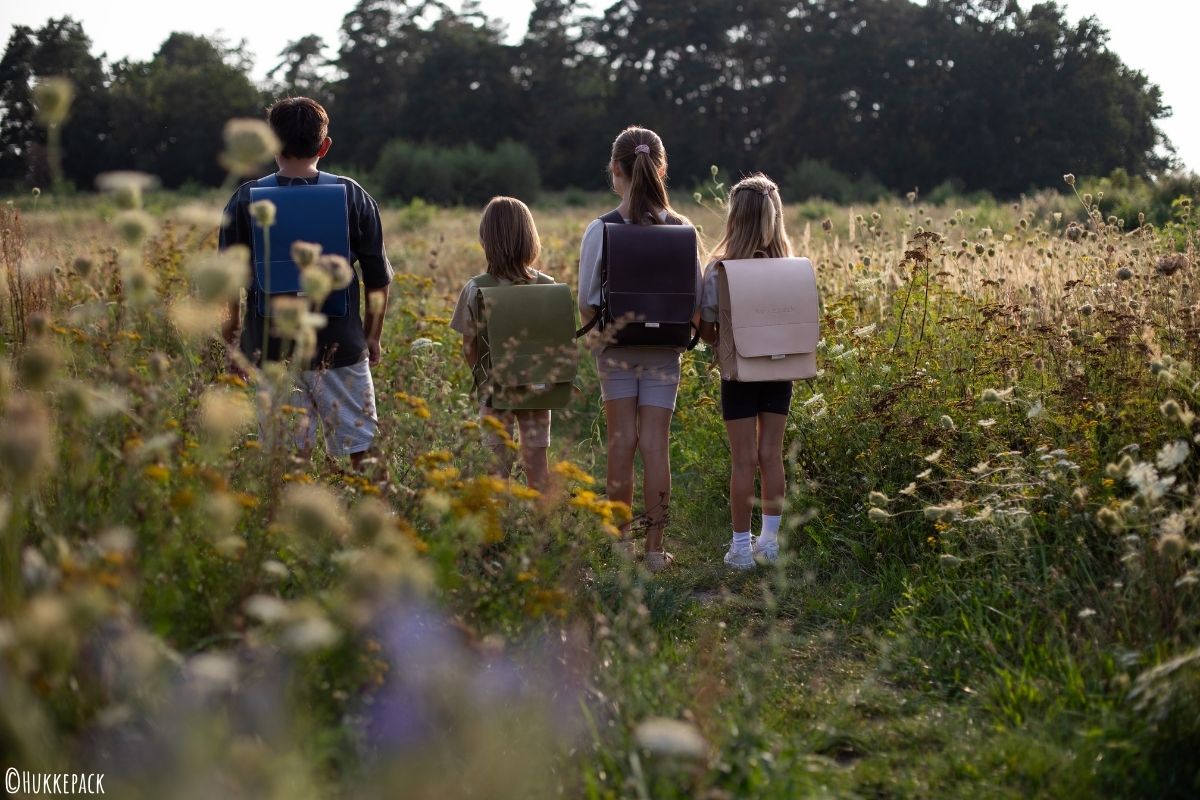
[644, 322, 660, 328]
[770, 354, 786, 360]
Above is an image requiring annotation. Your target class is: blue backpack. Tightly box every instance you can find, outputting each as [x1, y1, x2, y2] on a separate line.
[249, 172, 350, 317]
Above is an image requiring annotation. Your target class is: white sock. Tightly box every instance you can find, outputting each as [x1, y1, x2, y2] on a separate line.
[759, 515, 782, 545]
[732, 531, 752, 551]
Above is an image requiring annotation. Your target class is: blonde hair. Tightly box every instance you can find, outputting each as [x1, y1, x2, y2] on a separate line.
[479, 196, 541, 281]
[711, 173, 792, 262]
[610, 126, 686, 226]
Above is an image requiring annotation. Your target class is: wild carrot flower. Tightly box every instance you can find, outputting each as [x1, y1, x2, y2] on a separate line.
[634, 717, 707, 760]
[1155, 441, 1189, 471]
[32, 78, 73, 126]
[221, 118, 281, 175]
[249, 199, 277, 228]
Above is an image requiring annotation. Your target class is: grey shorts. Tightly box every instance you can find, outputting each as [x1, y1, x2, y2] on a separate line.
[268, 359, 378, 457]
[596, 347, 682, 409]
[480, 405, 551, 449]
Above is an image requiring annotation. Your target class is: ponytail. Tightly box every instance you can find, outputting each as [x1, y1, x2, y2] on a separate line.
[610, 126, 675, 225]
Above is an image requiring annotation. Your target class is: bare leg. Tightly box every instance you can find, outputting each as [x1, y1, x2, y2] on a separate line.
[604, 398, 639, 536]
[756, 412, 788, 516]
[637, 405, 674, 554]
[725, 417, 760, 533]
[522, 445, 550, 492]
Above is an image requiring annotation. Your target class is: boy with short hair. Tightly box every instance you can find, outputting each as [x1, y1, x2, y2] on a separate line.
[219, 96, 392, 468]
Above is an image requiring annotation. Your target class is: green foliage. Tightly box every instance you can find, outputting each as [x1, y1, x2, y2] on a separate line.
[783, 159, 889, 205]
[373, 139, 540, 205]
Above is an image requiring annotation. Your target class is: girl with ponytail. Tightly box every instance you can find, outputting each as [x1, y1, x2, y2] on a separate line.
[577, 126, 700, 572]
[698, 174, 795, 569]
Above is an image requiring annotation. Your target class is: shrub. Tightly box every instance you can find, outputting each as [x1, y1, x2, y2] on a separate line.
[783, 159, 888, 204]
[373, 139, 540, 206]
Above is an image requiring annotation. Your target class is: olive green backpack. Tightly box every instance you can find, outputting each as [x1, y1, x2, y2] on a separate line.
[470, 273, 579, 410]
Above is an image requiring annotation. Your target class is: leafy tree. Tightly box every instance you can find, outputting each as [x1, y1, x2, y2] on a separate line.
[106, 33, 263, 187]
[0, 17, 112, 189]
[268, 35, 332, 101]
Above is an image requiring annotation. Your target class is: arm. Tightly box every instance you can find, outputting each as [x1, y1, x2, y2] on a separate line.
[461, 333, 477, 369]
[363, 285, 390, 367]
[699, 320, 718, 345]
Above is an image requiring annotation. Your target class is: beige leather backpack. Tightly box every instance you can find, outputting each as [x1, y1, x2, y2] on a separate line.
[715, 257, 819, 382]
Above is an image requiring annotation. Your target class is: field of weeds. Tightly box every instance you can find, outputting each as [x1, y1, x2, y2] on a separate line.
[1, 167, 1198, 798]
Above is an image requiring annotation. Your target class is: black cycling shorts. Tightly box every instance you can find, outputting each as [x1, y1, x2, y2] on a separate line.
[719, 379, 794, 421]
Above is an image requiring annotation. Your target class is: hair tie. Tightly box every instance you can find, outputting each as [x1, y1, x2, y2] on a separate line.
[634, 144, 651, 155]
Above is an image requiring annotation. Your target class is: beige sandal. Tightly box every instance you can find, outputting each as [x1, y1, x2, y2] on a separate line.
[644, 551, 674, 573]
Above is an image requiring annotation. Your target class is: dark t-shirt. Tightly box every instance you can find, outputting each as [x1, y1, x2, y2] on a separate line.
[219, 173, 393, 369]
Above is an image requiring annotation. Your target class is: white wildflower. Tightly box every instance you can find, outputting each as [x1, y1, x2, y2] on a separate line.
[1156, 440, 1190, 471]
[634, 717, 708, 760]
[1126, 462, 1174, 501]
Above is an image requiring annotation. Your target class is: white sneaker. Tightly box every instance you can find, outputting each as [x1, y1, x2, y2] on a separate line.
[724, 545, 754, 570]
[753, 537, 779, 563]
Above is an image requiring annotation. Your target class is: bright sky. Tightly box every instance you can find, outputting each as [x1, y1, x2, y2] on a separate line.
[1, 0, 1195, 170]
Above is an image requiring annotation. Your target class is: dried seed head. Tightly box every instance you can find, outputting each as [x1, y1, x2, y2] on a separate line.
[1156, 254, 1188, 277]
[290, 241, 322, 269]
[113, 211, 156, 247]
[0, 394, 55, 487]
[72, 256, 93, 278]
[1063, 173, 1076, 187]
[1116, 266, 1133, 281]
[16, 343, 59, 390]
[221, 118, 280, 175]
[198, 387, 255, 443]
[33, 77, 73, 127]
[249, 199, 276, 228]
[318, 254, 355, 290]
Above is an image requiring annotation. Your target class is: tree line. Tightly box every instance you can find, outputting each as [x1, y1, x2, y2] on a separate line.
[0, 0, 1174, 200]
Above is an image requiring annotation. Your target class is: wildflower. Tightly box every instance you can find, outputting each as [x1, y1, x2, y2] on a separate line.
[319, 254, 355, 290]
[868, 507, 890, 522]
[282, 483, 349, 541]
[16, 343, 59, 390]
[187, 249, 248, 303]
[1156, 533, 1188, 560]
[1078, 303, 1094, 316]
[291, 241, 322, 269]
[1156, 440, 1190, 471]
[72, 256, 93, 278]
[938, 414, 956, 430]
[938, 553, 963, 567]
[1126, 462, 1174, 501]
[270, 297, 326, 339]
[171, 298, 219, 339]
[175, 202, 226, 228]
[868, 491, 889, 506]
[249, 199, 277, 228]
[1159, 513, 1187, 538]
[1156, 254, 1188, 277]
[821, 218, 833, 233]
[553, 460, 595, 485]
[113, 210, 156, 246]
[1063, 173, 1076, 187]
[1026, 401, 1044, 419]
[198, 387, 255, 443]
[924, 449, 943, 463]
[96, 171, 158, 210]
[0, 394, 55, 487]
[980, 388, 1002, 403]
[634, 717, 707, 760]
[300, 265, 334, 306]
[976, 418, 996, 427]
[221, 118, 281, 175]
[32, 77, 73, 126]
[1065, 223, 1083, 242]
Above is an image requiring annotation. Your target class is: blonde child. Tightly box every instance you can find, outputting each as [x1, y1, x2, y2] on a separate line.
[698, 174, 794, 568]
[450, 196, 553, 490]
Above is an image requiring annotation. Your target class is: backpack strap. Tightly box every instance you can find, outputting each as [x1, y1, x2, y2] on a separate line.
[256, 173, 279, 188]
[316, 171, 339, 185]
[575, 211, 625, 338]
[470, 273, 499, 394]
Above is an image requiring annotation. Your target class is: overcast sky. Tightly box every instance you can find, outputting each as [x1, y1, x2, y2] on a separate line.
[2, 0, 1195, 170]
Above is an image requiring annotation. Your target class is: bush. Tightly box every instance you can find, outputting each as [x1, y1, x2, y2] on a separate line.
[783, 159, 888, 204]
[373, 139, 540, 206]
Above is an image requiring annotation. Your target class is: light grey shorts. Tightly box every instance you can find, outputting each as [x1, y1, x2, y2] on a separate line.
[595, 347, 682, 409]
[268, 358, 379, 457]
[480, 405, 551, 449]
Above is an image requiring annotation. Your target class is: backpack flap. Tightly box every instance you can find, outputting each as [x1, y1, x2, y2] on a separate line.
[603, 223, 698, 346]
[249, 179, 350, 317]
[720, 257, 820, 381]
[479, 283, 579, 410]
